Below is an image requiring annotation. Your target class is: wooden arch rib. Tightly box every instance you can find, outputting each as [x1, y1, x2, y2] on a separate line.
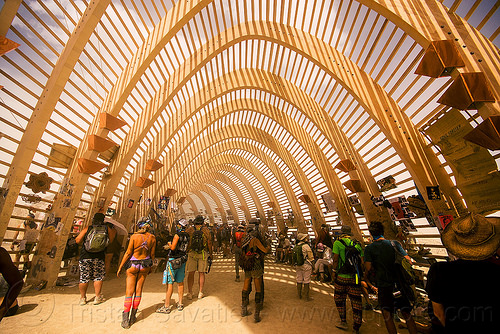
[190, 190, 214, 222]
[151, 103, 356, 227]
[205, 164, 266, 221]
[195, 176, 241, 225]
[95, 22, 462, 224]
[188, 156, 286, 221]
[0, 0, 112, 242]
[205, 171, 253, 221]
[153, 138, 305, 225]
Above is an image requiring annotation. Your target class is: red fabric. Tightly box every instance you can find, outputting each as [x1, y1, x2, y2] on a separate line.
[124, 296, 132, 312]
[132, 295, 142, 309]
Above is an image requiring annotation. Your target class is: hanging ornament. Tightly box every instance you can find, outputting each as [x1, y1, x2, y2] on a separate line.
[21, 193, 42, 203]
[25, 172, 53, 193]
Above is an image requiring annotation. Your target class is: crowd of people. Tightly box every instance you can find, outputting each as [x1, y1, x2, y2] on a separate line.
[71, 213, 500, 333]
[1, 211, 498, 334]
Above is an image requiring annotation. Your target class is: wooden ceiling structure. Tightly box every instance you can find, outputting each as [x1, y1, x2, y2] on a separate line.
[0, 0, 499, 286]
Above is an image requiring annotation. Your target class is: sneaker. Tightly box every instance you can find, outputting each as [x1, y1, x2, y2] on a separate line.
[79, 298, 87, 306]
[335, 321, 349, 330]
[93, 295, 105, 305]
[186, 293, 193, 300]
[198, 291, 205, 299]
[155, 305, 172, 314]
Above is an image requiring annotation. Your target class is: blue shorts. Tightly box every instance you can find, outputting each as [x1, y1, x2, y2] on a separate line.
[167, 258, 186, 284]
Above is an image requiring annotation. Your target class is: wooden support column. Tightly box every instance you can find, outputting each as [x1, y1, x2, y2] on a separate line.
[0, 0, 111, 251]
[0, 0, 22, 36]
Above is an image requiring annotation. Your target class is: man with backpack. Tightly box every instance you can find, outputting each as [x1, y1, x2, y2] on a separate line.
[75, 212, 116, 306]
[185, 215, 212, 299]
[364, 221, 417, 334]
[232, 224, 246, 282]
[332, 225, 364, 333]
[294, 233, 314, 301]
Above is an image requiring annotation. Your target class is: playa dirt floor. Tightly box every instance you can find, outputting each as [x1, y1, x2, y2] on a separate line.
[2, 255, 394, 333]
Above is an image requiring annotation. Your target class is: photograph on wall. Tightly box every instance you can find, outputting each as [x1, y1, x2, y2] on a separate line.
[127, 199, 135, 208]
[407, 195, 429, 218]
[371, 194, 385, 207]
[377, 175, 397, 192]
[43, 213, 56, 230]
[388, 196, 415, 220]
[348, 195, 360, 206]
[426, 186, 441, 200]
[321, 192, 337, 212]
[158, 196, 169, 210]
[400, 219, 417, 232]
[97, 197, 106, 208]
[438, 215, 454, 230]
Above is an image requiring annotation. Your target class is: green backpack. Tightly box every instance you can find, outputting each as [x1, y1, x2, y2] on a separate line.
[84, 224, 109, 253]
[293, 243, 305, 266]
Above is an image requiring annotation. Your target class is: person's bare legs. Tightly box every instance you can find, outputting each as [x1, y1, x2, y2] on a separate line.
[382, 309, 397, 334]
[165, 284, 174, 307]
[187, 271, 195, 294]
[94, 280, 103, 297]
[198, 272, 206, 293]
[178, 282, 184, 305]
[79, 282, 89, 299]
[401, 311, 418, 334]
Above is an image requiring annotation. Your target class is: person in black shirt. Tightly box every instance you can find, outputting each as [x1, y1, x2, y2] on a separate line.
[426, 213, 500, 334]
[364, 221, 417, 334]
[75, 213, 116, 306]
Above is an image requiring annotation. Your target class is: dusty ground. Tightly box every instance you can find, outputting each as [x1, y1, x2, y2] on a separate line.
[1, 255, 392, 333]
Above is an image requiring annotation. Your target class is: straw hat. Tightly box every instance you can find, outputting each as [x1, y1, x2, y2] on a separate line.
[441, 213, 500, 260]
[297, 233, 309, 241]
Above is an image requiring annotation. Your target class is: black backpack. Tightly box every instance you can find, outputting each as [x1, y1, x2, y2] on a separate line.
[391, 241, 417, 302]
[191, 228, 206, 253]
[177, 231, 190, 253]
[337, 238, 362, 277]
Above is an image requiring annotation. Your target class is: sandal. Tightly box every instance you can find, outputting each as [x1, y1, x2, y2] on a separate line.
[177, 304, 184, 311]
[156, 305, 172, 314]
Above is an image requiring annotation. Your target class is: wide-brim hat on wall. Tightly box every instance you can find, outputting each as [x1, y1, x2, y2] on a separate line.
[441, 213, 500, 261]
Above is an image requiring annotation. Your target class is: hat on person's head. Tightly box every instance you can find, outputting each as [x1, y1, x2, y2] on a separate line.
[194, 215, 205, 225]
[248, 218, 260, 225]
[297, 233, 309, 241]
[178, 219, 188, 227]
[137, 217, 152, 229]
[340, 225, 352, 236]
[93, 212, 105, 223]
[441, 213, 500, 261]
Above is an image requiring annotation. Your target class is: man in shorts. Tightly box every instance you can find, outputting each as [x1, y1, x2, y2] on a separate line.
[185, 215, 212, 299]
[75, 212, 116, 306]
[364, 221, 417, 334]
